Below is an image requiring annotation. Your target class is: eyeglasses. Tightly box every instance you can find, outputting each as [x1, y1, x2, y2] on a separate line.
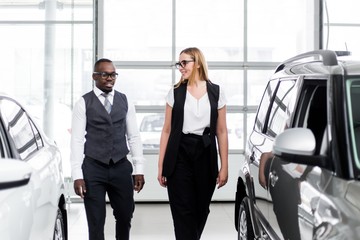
[174, 60, 194, 69]
[94, 72, 118, 79]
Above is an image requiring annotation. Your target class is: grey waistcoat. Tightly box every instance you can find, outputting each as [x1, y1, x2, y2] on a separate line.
[83, 91, 129, 164]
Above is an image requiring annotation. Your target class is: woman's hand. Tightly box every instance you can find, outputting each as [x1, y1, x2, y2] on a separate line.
[216, 168, 228, 189]
[157, 175, 167, 187]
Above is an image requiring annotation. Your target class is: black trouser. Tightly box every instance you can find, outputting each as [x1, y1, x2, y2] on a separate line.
[167, 134, 216, 240]
[82, 156, 134, 240]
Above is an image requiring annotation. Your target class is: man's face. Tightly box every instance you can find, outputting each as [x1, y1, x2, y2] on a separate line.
[92, 62, 117, 93]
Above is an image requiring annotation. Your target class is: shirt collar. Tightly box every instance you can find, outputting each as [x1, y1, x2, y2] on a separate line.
[94, 86, 114, 97]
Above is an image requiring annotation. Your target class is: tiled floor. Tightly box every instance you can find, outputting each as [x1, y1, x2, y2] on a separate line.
[67, 201, 237, 240]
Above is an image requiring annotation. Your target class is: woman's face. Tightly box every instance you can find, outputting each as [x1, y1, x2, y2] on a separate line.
[178, 53, 195, 79]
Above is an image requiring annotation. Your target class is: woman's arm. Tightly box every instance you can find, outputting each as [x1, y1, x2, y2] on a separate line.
[157, 103, 172, 187]
[216, 106, 229, 189]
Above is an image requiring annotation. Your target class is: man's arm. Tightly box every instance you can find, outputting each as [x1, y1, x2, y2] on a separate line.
[126, 100, 145, 192]
[70, 97, 87, 197]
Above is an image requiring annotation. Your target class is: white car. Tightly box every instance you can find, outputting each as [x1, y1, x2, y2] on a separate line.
[0, 93, 67, 240]
[139, 114, 164, 149]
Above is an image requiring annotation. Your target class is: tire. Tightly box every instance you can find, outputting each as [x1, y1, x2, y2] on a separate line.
[53, 208, 65, 240]
[238, 197, 255, 240]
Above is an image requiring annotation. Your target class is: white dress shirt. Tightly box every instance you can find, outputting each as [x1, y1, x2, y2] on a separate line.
[70, 86, 145, 180]
[165, 85, 226, 135]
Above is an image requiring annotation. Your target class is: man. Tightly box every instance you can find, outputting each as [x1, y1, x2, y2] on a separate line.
[70, 58, 145, 240]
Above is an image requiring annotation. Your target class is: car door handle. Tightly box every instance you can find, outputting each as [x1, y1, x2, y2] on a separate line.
[269, 171, 278, 187]
[249, 152, 255, 162]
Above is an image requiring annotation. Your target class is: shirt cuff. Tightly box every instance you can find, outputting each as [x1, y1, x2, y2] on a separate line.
[71, 169, 84, 181]
[131, 156, 145, 175]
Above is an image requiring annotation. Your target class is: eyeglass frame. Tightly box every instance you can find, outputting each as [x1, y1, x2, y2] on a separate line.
[93, 71, 119, 79]
[174, 60, 195, 69]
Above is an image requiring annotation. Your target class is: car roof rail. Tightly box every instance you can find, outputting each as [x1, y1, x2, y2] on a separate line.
[275, 50, 339, 73]
[334, 50, 351, 57]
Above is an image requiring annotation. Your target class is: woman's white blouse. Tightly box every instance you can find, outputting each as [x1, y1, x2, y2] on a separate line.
[165, 85, 226, 136]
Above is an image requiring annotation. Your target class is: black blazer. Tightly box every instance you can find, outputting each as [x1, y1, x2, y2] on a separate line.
[162, 80, 220, 178]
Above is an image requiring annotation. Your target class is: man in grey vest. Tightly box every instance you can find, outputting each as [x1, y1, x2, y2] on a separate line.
[70, 58, 145, 240]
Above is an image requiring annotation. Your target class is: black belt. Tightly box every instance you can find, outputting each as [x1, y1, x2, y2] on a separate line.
[182, 127, 211, 148]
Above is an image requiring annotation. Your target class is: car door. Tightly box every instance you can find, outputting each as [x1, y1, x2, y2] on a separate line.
[266, 82, 327, 240]
[0, 110, 34, 240]
[248, 78, 280, 204]
[248, 77, 299, 236]
[0, 96, 62, 239]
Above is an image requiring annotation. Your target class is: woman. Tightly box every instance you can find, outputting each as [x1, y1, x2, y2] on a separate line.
[157, 47, 228, 240]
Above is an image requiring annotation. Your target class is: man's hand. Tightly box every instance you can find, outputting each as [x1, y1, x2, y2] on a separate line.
[133, 175, 145, 193]
[74, 179, 86, 198]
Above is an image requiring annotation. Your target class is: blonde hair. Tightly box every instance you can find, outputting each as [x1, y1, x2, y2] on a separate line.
[175, 47, 209, 88]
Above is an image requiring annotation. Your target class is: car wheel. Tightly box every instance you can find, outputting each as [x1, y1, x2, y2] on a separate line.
[238, 197, 254, 240]
[53, 208, 65, 240]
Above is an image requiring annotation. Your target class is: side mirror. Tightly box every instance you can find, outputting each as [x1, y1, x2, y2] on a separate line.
[0, 159, 32, 190]
[273, 128, 316, 156]
[273, 128, 329, 168]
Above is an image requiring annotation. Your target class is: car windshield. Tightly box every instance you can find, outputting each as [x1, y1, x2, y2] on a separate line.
[347, 78, 360, 168]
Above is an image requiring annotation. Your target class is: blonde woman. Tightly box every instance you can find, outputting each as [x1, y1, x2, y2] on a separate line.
[157, 47, 228, 240]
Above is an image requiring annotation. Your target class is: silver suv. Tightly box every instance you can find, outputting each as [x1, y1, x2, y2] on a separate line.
[234, 50, 360, 239]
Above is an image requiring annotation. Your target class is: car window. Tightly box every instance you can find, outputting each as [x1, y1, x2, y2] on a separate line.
[0, 98, 43, 160]
[347, 78, 360, 166]
[293, 83, 327, 154]
[266, 79, 297, 137]
[0, 120, 8, 158]
[304, 85, 327, 152]
[254, 79, 278, 133]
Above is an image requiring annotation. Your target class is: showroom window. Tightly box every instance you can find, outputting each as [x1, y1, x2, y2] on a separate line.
[0, 0, 324, 176]
[100, 0, 316, 152]
[322, 0, 360, 57]
[0, 0, 93, 177]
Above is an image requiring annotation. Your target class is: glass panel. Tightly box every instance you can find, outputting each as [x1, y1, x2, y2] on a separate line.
[267, 80, 296, 137]
[248, 70, 274, 106]
[323, 1, 360, 57]
[324, 0, 360, 23]
[227, 113, 244, 150]
[0, 135, 4, 158]
[254, 79, 278, 132]
[248, 0, 315, 61]
[137, 112, 245, 151]
[0, 0, 93, 21]
[347, 78, 360, 167]
[0, 25, 45, 97]
[0, 1, 46, 21]
[114, 69, 171, 106]
[0, 25, 93, 108]
[0, 22, 92, 151]
[176, 0, 244, 61]
[0, 2, 93, 176]
[103, 0, 172, 61]
[53, 0, 93, 21]
[323, 26, 360, 58]
[207, 70, 243, 106]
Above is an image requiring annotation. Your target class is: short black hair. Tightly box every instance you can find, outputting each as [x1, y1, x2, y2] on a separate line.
[93, 58, 113, 71]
